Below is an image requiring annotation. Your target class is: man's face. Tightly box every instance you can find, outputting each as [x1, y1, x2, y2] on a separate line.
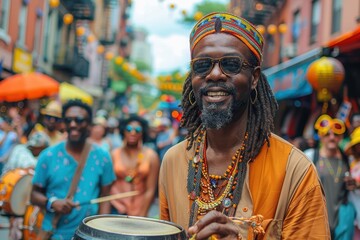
[63, 106, 91, 145]
[320, 130, 343, 151]
[191, 33, 259, 129]
[29, 146, 47, 157]
[43, 115, 61, 132]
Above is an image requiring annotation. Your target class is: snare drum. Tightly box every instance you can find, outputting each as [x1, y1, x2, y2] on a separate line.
[0, 168, 34, 216]
[73, 215, 187, 240]
[22, 204, 44, 240]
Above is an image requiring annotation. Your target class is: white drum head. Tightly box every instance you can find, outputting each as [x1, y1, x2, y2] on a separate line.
[10, 175, 33, 215]
[86, 216, 182, 236]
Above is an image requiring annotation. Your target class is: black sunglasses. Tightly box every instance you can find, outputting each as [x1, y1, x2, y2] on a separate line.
[63, 117, 89, 125]
[45, 115, 61, 122]
[126, 125, 142, 133]
[191, 56, 255, 77]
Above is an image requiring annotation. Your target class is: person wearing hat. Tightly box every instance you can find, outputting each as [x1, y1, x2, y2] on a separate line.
[345, 126, 360, 238]
[106, 116, 122, 150]
[1, 131, 50, 240]
[304, 114, 355, 238]
[36, 100, 65, 145]
[159, 12, 329, 239]
[1, 131, 50, 175]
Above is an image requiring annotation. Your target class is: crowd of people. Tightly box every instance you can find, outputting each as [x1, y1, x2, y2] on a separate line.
[0, 11, 360, 240]
[0, 99, 182, 239]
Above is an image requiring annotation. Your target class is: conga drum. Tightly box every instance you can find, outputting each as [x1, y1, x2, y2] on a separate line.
[73, 215, 187, 240]
[0, 168, 34, 216]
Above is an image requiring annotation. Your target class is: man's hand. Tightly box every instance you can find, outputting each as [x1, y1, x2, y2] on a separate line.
[51, 199, 77, 214]
[188, 211, 241, 240]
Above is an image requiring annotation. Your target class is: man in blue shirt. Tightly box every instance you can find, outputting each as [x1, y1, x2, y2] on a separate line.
[31, 100, 115, 239]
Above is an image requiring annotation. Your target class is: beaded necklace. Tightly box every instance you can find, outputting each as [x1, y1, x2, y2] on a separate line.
[187, 128, 248, 225]
[124, 151, 144, 183]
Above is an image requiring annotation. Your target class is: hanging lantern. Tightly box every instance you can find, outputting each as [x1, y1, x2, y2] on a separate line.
[278, 23, 288, 34]
[267, 24, 277, 35]
[194, 12, 203, 21]
[306, 56, 345, 102]
[76, 27, 86, 36]
[63, 14, 73, 25]
[115, 56, 124, 65]
[105, 52, 114, 60]
[49, 0, 60, 8]
[97, 45, 105, 54]
[87, 34, 95, 43]
[256, 25, 266, 35]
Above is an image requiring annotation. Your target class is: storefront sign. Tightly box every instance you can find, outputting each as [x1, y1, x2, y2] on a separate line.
[12, 47, 33, 73]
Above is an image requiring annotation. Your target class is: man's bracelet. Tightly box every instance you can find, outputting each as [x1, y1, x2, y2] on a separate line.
[46, 196, 58, 212]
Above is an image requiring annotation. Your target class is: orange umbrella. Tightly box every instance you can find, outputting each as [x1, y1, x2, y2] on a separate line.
[0, 72, 59, 102]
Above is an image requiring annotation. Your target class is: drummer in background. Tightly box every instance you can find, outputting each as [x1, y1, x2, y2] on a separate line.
[1, 131, 50, 175]
[110, 114, 160, 217]
[30, 99, 115, 239]
[31, 100, 66, 145]
[1, 131, 50, 240]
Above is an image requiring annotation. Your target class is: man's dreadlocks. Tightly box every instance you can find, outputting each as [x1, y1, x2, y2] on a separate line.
[180, 70, 278, 162]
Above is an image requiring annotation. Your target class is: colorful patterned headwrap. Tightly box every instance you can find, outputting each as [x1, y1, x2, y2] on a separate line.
[190, 12, 264, 63]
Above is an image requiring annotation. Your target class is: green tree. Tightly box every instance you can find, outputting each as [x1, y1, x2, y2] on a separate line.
[182, 1, 227, 24]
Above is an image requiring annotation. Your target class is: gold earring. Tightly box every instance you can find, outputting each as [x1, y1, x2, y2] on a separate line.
[189, 90, 196, 106]
[250, 88, 258, 105]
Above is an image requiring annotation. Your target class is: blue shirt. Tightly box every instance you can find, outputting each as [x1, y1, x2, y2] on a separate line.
[32, 142, 115, 239]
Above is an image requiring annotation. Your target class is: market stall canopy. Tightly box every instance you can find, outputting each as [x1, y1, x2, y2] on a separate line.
[0, 72, 59, 102]
[326, 26, 360, 54]
[59, 82, 93, 105]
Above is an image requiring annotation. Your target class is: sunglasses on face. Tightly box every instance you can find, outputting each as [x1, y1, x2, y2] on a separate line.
[314, 114, 346, 136]
[125, 125, 142, 133]
[45, 115, 61, 123]
[191, 56, 255, 77]
[63, 117, 89, 125]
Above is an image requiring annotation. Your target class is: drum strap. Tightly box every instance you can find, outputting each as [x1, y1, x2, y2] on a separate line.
[51, 140, 92, 230]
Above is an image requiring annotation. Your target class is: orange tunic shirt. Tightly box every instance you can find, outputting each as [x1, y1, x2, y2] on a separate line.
[159, 134, 330, 239]
[110, 147, 151, 216]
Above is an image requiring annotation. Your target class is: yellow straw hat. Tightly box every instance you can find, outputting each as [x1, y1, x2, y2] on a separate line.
[40, 101, 62, 118]
[345, 126, 360, 154]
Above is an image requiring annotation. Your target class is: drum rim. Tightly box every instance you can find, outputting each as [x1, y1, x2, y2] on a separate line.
[76, 214, 187, 239]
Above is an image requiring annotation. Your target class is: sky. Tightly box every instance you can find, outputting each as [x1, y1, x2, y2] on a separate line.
[130, 0, 228, 76]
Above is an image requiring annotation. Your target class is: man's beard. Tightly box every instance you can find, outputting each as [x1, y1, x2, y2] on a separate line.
[197, 83, 248, 129]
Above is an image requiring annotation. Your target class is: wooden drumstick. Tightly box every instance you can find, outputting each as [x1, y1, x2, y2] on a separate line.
[77, 191, 139, 206]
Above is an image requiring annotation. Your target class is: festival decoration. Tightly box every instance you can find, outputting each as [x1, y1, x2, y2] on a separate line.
[63, 13, 74, 25]
[306, 56, 345, 103]
[49, 0, 60, 8]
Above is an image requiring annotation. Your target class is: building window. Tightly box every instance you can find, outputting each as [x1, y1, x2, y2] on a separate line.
[310, 0, 321, 44]
[0, 0, 10, 31]
[291, 10, 300, 54]
[332, 0, 342, 33]
[18, 3, 28, 47]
